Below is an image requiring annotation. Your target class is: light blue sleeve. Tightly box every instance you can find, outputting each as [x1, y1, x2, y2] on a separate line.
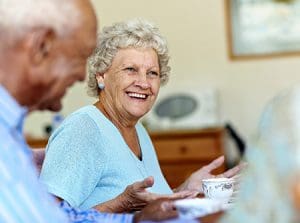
[40, 113, 107, 208]
[60, 201, 134, 223]
[0, 127, 68, 223]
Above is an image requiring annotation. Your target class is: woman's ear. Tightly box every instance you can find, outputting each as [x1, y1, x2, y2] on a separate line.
[96, 72, 105, 84]
[96, 72, 105, 90]
[24, 28, 56, 65]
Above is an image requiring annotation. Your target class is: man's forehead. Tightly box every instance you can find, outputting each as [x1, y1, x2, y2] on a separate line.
[65, 0, 97, 56]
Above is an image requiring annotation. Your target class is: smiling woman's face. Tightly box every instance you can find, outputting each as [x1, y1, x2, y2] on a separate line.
[98, 47, 161, 122]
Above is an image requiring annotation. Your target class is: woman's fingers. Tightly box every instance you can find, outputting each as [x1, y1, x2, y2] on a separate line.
[132, 176, 154, 191]
[169, 190, 199, 199]
[222, 162, 247, 178]
[150, 190, 199, 201]
[202, 156, 225, 173]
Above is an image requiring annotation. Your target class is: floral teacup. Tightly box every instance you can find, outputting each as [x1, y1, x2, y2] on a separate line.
[202, 178, 234, 203]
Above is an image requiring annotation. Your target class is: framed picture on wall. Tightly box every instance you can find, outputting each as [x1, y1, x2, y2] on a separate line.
[225, 0, 300, 59]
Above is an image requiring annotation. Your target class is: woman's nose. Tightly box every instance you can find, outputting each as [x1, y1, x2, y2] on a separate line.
[135, 72, 151, 89]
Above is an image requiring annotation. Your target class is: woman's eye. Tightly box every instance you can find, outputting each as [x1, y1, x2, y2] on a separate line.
[148, 71, 159, 77]
[125, 67, 136, 72]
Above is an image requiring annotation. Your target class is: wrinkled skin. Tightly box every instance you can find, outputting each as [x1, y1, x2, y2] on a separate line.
[95, 176, 198, 213]
[133, 198, 178, 223]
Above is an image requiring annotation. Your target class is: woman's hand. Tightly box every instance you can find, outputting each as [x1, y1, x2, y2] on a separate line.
[118, 176, 156, 212]
[174, 156, 245, 193]
[94, 176, 197, 213]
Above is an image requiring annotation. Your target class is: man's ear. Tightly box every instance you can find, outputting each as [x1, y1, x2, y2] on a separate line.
[24, 28, 56, 65]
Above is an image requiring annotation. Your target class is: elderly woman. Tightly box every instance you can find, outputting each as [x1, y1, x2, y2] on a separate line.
[40, 18, 241, 213]
[218, 86, 300, 223]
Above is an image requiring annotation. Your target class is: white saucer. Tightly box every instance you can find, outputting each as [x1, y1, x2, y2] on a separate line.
[174, 198, 223, 219]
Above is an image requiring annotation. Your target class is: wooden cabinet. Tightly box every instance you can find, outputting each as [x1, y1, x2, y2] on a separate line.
[150, 128, 225, 189]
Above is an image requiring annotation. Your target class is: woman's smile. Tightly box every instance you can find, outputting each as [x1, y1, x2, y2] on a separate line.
[126, 92, 149, 99]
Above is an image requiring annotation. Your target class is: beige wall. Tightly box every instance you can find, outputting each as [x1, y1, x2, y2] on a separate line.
[25, 0, 300, 141]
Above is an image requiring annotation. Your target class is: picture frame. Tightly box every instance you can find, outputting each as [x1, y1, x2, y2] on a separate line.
[225, 0, 300, 60]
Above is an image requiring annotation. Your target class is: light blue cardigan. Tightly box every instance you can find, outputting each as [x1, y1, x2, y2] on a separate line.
[40, 105, 172, 210]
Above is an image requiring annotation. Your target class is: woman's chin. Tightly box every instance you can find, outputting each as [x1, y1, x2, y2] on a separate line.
[128, 109, 149, 120]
